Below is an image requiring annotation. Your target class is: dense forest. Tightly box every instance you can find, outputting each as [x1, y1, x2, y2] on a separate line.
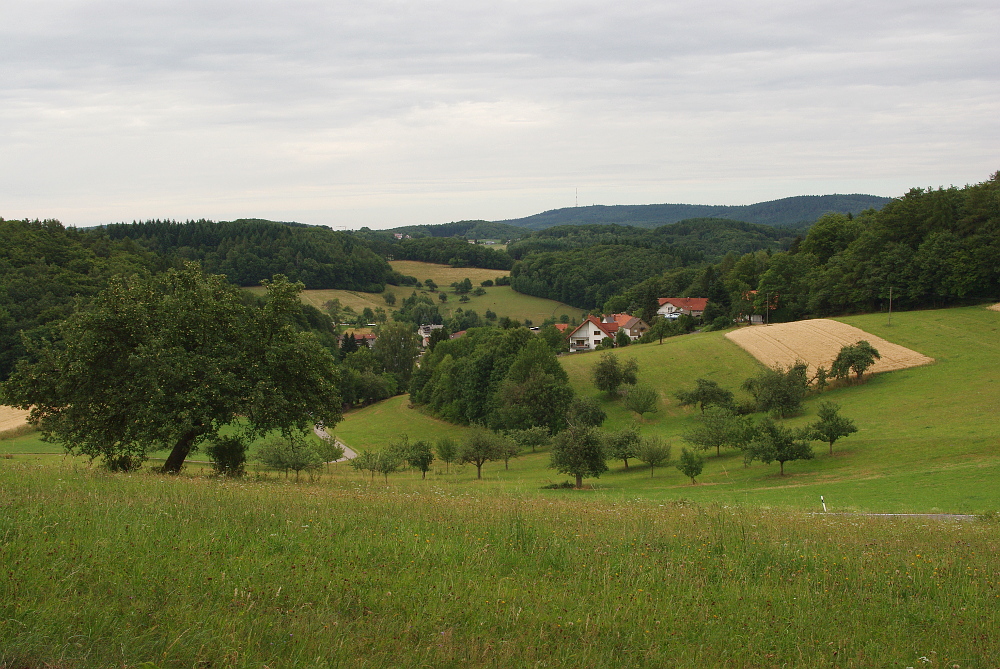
[100, 219, 393, 291]
[498, 194, 892, 230]
[0, 218, 169, 380]
[408, 327, 573, 432]
[0, 218, 342, 381]
[601, 173, 1000, 323]
[508, 219, 802, 309]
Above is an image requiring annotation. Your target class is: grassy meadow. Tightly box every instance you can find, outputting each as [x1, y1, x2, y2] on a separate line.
[4, 305, 1000, 667]
[2, 460, 998, 669]
[323, 304, 1000, 513]
[246, 260, 581, 326]
[4, 305, 997, 513]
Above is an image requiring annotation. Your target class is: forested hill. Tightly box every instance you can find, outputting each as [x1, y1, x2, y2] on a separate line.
[507, 218, 802, 261]
[497, 194, 892, 230]
[100, 219, 392, 291]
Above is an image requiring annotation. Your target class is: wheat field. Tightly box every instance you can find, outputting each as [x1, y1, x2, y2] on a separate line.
[0, 406, 29, 432]
[725, 318, 934, 374]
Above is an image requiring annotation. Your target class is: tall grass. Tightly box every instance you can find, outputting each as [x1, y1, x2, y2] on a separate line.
[2, 461, 998, 668]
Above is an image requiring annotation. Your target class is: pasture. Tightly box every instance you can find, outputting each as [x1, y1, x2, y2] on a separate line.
[246, 260, 580, 325]
[1, 461, 998, 668]
[3, 305, 997, 513]
[324, 305, 1000, 513]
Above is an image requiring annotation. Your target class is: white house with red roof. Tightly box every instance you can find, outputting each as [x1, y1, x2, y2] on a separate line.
[657, 297, 708, 319]
[566, 316, 618, 352]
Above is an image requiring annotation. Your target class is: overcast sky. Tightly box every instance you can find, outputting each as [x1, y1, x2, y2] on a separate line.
[2, 0, 997, 229]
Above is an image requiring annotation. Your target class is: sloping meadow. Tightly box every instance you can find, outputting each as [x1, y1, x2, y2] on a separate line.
[2, 462, 997, 668]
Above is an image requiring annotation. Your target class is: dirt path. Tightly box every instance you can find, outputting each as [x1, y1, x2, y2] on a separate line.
[810, 512, 978, 521]
[988, 303, 1000, 312]
[313, 425, 357, 462]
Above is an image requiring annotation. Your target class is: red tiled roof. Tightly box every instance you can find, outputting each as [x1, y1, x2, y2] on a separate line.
[610, 313, 636, 328]
[658, 297, 708, 311]
[568, 315, 618, 339]
[554, 323, 569, 332]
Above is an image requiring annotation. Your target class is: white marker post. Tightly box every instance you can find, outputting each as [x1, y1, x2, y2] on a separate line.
[821, 495, 827, 513]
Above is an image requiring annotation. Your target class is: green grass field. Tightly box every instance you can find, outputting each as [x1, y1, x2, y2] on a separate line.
[4, 306, 1000, 667]
[324, 305, 1000, 513]
[4, 305, 996, 512]
[2, 461, 998, 669]
[246, 260, 580, 326]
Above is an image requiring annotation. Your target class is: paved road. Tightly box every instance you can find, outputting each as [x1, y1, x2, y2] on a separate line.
[313, 425, 357, 462]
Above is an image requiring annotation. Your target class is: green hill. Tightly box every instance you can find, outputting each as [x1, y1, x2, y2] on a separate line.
[324, 305, 1000, 512]
[498, 194, 892, 230]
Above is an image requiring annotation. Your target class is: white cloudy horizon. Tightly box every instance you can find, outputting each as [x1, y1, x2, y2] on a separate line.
[2, 0, 997, 230]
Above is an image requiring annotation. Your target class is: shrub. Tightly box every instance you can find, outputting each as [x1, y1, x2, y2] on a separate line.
[205, 436, 248, 477]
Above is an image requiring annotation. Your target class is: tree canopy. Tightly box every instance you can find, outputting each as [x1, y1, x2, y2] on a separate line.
[1, 263, 342, 472]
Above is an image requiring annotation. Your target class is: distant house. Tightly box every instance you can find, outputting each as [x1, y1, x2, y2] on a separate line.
[450, 330, 467, 340]
[566, 316, 619, 352]
[417, 323, 444, 347]
[604, 313, 649, 340]
[341, 332, 378, 349]
[657, 297, 708, 319]
[553, 323, 570, 333]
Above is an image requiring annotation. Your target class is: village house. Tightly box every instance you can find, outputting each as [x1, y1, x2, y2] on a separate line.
[604, 313, 649, 340]
[657, 297, 708, 319]
[341, 332, 377, 349]
[417, 323, 444, 347]
[566, 316, 618, 352]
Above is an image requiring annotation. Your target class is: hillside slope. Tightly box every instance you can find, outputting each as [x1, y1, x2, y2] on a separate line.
[557, 305, 999, 511]
[499, 194, 892, 230]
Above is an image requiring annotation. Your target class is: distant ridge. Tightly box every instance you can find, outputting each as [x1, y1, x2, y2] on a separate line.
[496, 194, 892, 230]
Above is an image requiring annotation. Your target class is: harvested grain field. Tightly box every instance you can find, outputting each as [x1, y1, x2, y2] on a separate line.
[725, 319, 934, 375]
[988, 303, 1000, 312]
[0, 406, 30, 432]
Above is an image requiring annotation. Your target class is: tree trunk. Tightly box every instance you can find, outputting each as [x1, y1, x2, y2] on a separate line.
[476, 463, 482, 479]
[162, 430, 199, 473]
[829, 441, 834, 455]
[575, 473, 583, 489]
[779, 461, 785, 476]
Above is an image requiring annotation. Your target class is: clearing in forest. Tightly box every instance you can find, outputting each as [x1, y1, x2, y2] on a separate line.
[725, 318, 934, 375]
[0, 406, 30, 432]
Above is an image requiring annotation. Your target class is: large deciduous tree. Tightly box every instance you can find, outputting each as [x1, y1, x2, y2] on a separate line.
[807, 401, 858, 455]
[549, 424, 608, 489]
[674, 378, 735, 413]
[682, 405, 751, 457]
[831, 340, 881, 382]
[744, 418, 814, 475]
[591, 352, 639, 396]
[0, 263, 342, 472]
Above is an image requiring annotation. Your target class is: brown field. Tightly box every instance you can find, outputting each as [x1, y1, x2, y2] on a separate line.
[0, 406, 30, 432]
[725, 318, 934, 375]
[988, 302, 1000, 312]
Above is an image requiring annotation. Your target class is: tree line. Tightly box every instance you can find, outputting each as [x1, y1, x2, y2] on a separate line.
[100, 218, 393, 291]
[601, 172, 1000, 323]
